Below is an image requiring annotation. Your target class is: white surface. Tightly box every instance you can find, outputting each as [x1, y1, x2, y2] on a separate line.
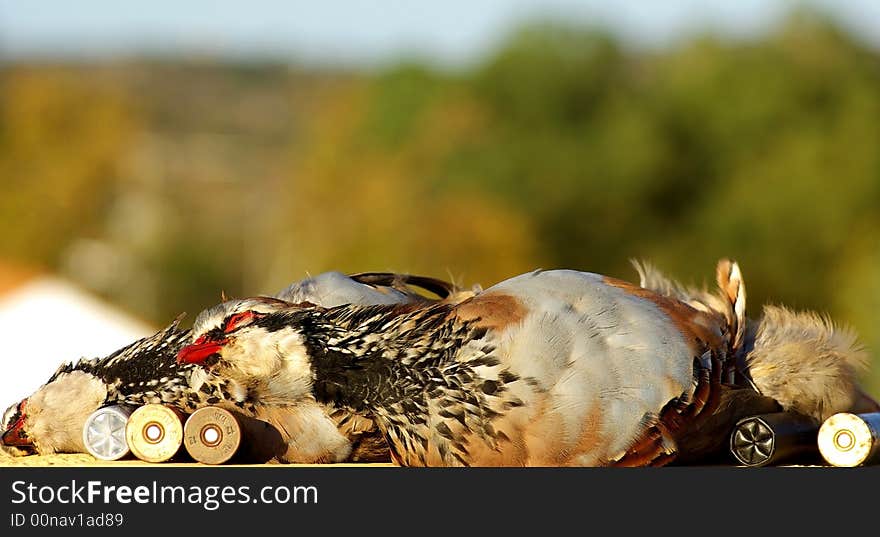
[0, 277, 153, 408]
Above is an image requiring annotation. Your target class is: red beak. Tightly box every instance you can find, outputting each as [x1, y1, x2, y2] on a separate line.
[176, 339, 226, 365]
[1, 400, 32, 448]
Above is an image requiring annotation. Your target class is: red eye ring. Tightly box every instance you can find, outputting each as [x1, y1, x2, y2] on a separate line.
[223, 311, 262, 333]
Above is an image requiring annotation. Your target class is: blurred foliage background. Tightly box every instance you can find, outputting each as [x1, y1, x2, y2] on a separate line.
[1, 9, 878, 392]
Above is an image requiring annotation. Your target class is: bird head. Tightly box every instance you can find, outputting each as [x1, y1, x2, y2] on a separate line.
[1, 319, 200, 456]
[1, 368, 108, 455]
[177, 296, 297, 366]
[2, 399, 30, 451]
[178, 297, 317, 405]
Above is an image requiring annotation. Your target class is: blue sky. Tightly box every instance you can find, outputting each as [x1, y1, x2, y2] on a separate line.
[1, 1, 878, 66]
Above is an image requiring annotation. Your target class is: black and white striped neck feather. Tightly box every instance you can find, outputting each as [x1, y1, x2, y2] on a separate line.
[235, 303, 529, 466]
[46, 321, 239, 412]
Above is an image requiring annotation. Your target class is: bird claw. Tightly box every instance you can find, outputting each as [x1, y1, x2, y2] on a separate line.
[609, 349, 725, 467]
[609, 423, 676, 467]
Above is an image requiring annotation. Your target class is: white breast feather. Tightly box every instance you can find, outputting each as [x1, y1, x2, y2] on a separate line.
[485, 269, 695, 463]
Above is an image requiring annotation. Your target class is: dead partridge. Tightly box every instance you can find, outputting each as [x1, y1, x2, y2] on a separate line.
[177, 268, 740, 466]
[2, 271, 475, 462]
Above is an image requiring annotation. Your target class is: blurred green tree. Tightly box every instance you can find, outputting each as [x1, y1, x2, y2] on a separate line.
[0, 67, 139, 265]
[1, 9, 878, 393]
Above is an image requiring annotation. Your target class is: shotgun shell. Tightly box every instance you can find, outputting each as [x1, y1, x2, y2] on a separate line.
[730, 412, 820, 467]
[818, 412, 880, 467]
[183, 406, 242, 465]
[82, 405, 133, 461]
[126, 404, 186, 463]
